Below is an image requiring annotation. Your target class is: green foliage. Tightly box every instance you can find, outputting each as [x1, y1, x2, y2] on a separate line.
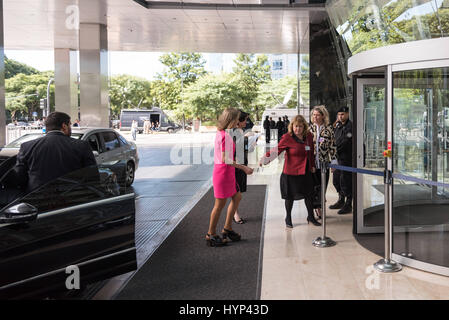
[109, 75, 153, 117]
[181, 73, 243, 120]
[157, 52, 207, 84]
[5, 56, 39, 79]
[232, 54, 271, 114]
[5, 71, 54, 119]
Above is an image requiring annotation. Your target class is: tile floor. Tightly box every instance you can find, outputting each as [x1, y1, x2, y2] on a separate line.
[248, 157, 449, 300]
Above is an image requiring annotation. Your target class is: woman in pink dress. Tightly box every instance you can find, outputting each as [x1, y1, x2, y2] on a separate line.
[206, 108, 254, 247]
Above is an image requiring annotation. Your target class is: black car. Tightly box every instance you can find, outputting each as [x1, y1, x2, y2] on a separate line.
[0, 158, 137, 299]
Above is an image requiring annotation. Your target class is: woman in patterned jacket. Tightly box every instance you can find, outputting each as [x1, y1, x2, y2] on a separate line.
[310, 105, 337, 219]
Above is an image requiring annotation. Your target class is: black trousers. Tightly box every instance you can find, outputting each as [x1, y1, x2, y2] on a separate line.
[313, 168, 329, 209]
[332, 160, 352, 198]
[265, 129, 270, 143]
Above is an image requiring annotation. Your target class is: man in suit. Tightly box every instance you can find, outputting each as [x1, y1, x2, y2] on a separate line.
[263, 116, 271, 143]
[15, 112, 97, 193]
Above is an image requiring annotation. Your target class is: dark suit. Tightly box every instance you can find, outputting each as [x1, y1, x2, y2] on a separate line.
[15, 131, 97, 193]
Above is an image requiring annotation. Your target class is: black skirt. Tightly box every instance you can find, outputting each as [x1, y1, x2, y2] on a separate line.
[235, 168, 247, 193]
[280, 167, 315, 200]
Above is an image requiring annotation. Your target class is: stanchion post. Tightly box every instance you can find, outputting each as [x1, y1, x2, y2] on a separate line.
[373, 169, 402, 272]
[313, 161, 336, 248]
[374, 66, 402, 273]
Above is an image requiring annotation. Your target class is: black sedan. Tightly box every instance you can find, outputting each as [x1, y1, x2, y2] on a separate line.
[0, 158, 137, 299]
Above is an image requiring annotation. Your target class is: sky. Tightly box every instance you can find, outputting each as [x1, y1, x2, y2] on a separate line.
[5, 50, 238, 80]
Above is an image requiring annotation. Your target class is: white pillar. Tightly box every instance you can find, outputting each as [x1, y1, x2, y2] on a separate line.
[55, 48, 79, 122]
[0, 0, 5, 146]
[79, 23, 109, 128]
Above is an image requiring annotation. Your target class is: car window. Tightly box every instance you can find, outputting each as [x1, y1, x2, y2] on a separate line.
[86, 134, 101, 153]
[102, 131, 120, 151]
[118, 134, 129, 146]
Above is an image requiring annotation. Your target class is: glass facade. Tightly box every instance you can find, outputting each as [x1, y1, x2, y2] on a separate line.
[327, 0, 449, 55]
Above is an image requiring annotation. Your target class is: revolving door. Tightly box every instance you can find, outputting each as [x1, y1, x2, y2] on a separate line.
[353, 50, 449, 275]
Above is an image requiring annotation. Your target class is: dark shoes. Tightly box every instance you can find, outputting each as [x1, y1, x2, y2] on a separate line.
[307, 216, 322, 226]
[338, 198, 352, 215]
[330, 195, 345, 210]
[285, 217, 293, 228]
[205, 234, 227, 247]
[222, 228, 241, 242]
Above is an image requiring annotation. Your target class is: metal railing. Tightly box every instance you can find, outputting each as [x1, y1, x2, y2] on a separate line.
[5, 126, 44, 145]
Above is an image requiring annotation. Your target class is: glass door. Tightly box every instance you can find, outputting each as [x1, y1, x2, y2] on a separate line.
[392, 66, 449, 274]
[356, 78, 386, 233]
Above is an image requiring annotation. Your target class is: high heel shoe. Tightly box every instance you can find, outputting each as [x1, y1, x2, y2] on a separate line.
[222, 228, 241, 242]
[233, 217, 246, 224]
[206, 234, 227, 247]
[307, 216, 322, 226]
[285, 217, 293, 228]
[314, 209, 322, 220]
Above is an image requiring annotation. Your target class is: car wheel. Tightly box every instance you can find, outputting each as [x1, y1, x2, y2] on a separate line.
[125, 162, 135, 187]
[167, 128, 174, 133]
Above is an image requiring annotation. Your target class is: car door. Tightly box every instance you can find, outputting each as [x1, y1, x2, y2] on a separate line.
[0, 165, 136, 299]
[98, 131, 127, 185]
[84, 133, 103, 165]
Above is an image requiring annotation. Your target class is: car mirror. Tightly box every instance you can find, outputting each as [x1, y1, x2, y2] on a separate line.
[0, 203, 38, 224]
[93, 151, 99, 157]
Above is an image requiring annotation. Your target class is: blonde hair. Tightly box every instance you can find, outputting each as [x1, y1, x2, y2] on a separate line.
[216, 108, 240, 131]
[288, 115, 309, 140]
[311, 105, 330, 126]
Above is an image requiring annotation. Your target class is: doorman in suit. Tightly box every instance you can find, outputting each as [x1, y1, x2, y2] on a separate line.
[15, 112, 98, 193]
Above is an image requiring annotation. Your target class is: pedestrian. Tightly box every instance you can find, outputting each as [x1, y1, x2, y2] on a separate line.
[259, 115, 321, 227]
[270, 117, 276, 141]
[72, 119, 80, 127]
[206, 108, 254, 247]
[284, 115, 290, 129]
[131, 120, 138, 141]
[232, 111, 255, 224]
[144, 119, 150, 134]
[276, 117, 284, 142]
[330, 106, 353, 214]
[263, 115, 271, 143]
[310, 105, 337, 219]
[244, 116, 254, 131]
[14, 112, 98, 193]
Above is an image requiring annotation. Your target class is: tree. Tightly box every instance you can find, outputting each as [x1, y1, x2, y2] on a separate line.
[5, 56, 39, 79]
[231, 54, 271, 114]
[181, 73, 242, 121]
[5, 71, 54, 120]
[155, 52, 208, 112]
[109, 75, 153, 117]
[157, 52, 207, 84]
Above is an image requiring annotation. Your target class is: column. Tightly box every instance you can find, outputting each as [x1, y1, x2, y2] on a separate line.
[79, 23, 109, 128]
[54, 48, 79, 121]
[0, 0, 5, 146]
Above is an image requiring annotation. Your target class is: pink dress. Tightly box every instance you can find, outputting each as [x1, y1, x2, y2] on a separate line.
[213, 130, 237, 199]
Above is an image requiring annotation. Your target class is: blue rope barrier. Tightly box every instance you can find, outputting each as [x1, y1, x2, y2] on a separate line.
[328, 163, 449, 189]
[328, 164, 384, 177]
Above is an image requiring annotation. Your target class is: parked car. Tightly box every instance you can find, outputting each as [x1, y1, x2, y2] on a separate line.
[0, 128, 139, 187]
[0, 160, 137, 299]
